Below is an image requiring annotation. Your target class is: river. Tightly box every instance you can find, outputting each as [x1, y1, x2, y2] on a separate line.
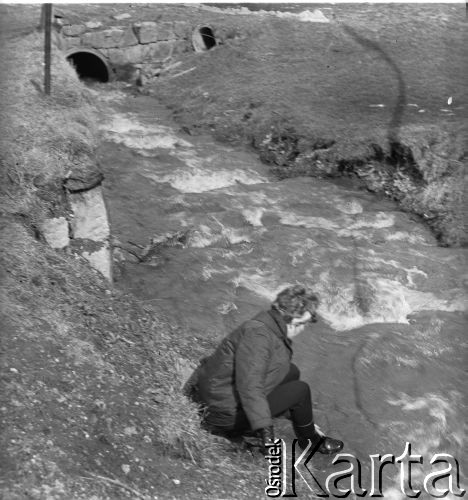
[96, 87, 467, 498]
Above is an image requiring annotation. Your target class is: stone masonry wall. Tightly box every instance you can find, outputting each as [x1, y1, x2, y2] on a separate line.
[58, 17, 192, 81]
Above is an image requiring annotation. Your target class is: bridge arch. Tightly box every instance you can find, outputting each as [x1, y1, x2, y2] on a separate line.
[65, 48, 111, 83]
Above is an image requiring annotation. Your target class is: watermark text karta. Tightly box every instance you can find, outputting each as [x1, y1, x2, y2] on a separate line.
[264, 440, 465, 498]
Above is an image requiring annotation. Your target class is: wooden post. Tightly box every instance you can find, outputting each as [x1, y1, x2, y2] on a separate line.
[43, 3, 52, 95]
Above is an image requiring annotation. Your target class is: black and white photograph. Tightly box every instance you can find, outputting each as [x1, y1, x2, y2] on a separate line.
[0, 1, 466, 498]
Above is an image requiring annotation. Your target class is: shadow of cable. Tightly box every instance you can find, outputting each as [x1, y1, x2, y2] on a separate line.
[339, 24, 409, 316]
[341, 24, 407, 158]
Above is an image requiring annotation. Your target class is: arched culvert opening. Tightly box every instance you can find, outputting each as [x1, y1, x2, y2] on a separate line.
[192, 25, 217, 52]
[66, 49, 110, 83]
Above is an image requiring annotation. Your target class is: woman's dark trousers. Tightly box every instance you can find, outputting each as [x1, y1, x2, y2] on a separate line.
[266, 363, 318, 440]
[229, 363, 319, 441]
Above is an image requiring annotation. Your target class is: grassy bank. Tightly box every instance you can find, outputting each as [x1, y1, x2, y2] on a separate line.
[153, 3, 467, 246]
[0, 9, 267, 499]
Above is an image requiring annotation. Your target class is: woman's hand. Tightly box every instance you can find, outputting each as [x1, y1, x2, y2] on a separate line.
[243, 425, 275, 455]
[261, 426, 275, 445]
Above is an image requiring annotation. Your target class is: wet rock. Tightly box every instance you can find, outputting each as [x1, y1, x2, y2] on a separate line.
[139, 230, 190, 263]
[112, 245, 140, 264]
[40, 217, 69, 249]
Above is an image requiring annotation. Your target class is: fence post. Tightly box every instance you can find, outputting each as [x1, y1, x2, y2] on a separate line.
[43, 3, 52, 95]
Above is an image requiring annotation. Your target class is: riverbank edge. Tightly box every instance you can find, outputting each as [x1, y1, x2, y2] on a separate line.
[155, 93, 467, 249]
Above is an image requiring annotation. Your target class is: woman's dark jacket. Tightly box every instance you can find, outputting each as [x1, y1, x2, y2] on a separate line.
[194, 308, 293, 431]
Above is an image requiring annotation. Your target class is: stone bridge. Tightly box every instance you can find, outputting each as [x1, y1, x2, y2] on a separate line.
[55, 10, 220, 84]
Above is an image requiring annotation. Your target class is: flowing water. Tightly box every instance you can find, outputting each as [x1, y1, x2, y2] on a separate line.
[96, 88, 467, 498]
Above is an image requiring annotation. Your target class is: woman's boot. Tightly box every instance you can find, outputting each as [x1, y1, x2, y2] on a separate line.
[295, 421, 343, 455]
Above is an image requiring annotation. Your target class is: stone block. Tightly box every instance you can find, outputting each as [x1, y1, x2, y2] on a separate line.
[82, 29, 119, 49]
[120, 27, 139, 47]
[62, 36, 81, 50]
[158, 22, 176, 41]
[68, 186, 110, 242]
[62, 24, 86, 37]
[82, 27, 138, 49]
[105, 41, 175, 65]
[143, 41, 176, 61]
[134, 21, 175, 44]
[173, 21, 189, 39]
[104, 45, 148, 65]
[82, 243, 113, 282]
[171, 39, 191, 56]
[85, 20, 102, 29]
[113, 13, 131, 21]
[133, 21, 158, 44]
[41, 217, 69, 249]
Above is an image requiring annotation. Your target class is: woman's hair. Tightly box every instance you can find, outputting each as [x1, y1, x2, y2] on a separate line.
[272, 285, 319, 323]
